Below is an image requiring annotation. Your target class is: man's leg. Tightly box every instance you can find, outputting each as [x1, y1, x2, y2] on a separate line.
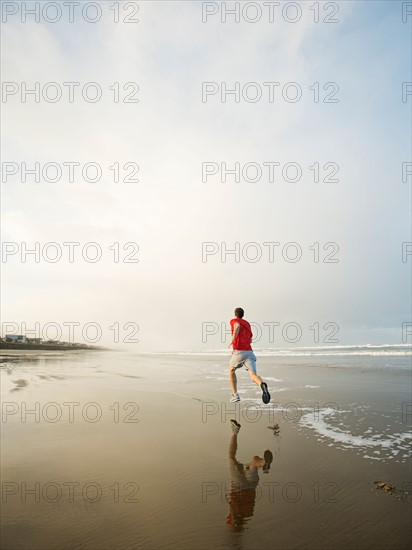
[245, 353, 262, 386]
[229, 367, 238, 395]
[229, 353, 244, 397]
[229, 432, 238, 461]
[246, 353, 271, 404]
[247, 369, 262, 386]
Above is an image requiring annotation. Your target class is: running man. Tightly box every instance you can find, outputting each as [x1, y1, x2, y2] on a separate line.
[228, 308, 270, 404]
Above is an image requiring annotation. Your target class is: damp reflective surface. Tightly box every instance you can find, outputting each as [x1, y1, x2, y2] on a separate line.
[1, 350, 411, 549]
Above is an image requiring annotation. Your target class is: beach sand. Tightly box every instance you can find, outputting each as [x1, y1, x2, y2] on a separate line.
[1, 350, 411, 549]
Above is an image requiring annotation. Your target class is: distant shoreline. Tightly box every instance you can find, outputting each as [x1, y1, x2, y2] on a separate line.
[0, 342, 104, 351]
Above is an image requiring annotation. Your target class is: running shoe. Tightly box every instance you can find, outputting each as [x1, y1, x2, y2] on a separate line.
[263, 450, 273, 473]
[260, 382, 271, 404]
[230, 419, 241, 434]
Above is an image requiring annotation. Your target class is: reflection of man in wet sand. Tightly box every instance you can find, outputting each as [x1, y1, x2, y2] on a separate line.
[226, 420, 273, 531]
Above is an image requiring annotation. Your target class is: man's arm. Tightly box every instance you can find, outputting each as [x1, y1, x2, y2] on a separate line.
[228, 323, 240, 348]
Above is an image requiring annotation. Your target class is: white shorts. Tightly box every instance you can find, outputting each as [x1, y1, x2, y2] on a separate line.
[229, 462, 259, 489]
[229, 350, 257, 375]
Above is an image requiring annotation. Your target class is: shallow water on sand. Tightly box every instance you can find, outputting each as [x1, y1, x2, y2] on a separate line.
[1, 350, 411, 550]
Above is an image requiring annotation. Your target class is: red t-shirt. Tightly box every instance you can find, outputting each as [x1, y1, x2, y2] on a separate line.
[230, 318, 253, 351]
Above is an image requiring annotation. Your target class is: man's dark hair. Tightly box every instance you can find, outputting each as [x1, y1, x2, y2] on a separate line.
[234, 307, 244, 318]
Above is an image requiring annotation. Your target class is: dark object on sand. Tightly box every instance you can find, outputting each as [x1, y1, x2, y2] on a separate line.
[267, 422, 280, 435]
[373, 481, 409, 501]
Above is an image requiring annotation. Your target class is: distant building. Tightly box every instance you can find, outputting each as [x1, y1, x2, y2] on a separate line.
[5, 335, 27, 343]
[26, 338, 42, 344]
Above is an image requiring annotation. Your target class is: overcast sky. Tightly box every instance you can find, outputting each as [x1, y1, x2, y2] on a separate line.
[1, 1, 411, 351]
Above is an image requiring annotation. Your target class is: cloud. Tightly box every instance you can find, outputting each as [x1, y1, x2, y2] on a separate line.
[1, 1, 410, 350]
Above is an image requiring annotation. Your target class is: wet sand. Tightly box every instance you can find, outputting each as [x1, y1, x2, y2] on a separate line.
[1, 350, 411, 549]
